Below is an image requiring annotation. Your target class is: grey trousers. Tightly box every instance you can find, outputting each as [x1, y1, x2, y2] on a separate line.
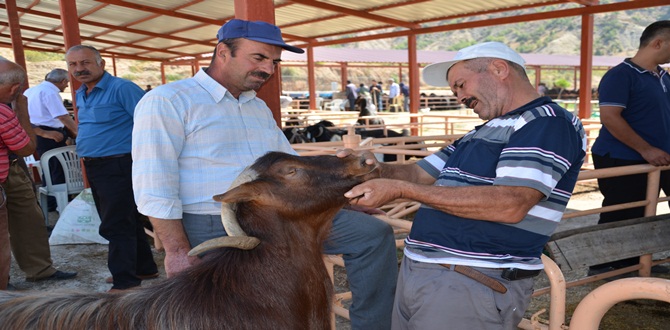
[183, 208, 398, 330]
[392, 256, 535, 330]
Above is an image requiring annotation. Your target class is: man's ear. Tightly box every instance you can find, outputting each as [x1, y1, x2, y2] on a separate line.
[650, 37, 664, 49]
[8, 83, 20, 98]
[215, 43, 228, 60]
[490, 59, 510, 79]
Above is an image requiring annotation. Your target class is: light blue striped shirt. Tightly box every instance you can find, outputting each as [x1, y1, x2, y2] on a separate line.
[132, 69, 295, 219]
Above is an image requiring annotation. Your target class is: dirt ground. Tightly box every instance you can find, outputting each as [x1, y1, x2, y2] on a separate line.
[7, 183, 670, 329]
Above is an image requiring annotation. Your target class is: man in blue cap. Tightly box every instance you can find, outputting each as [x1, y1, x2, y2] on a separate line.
[132, 19, 397, 329]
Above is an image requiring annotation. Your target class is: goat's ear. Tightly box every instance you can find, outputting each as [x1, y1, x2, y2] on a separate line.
[213, 183, 259, 204]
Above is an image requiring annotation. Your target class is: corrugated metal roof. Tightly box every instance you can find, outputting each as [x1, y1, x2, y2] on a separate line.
[0, 0, 667, 62]
[281, 47, 626, 68]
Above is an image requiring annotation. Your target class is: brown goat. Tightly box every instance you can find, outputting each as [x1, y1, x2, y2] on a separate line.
[0, 151, 379, 330]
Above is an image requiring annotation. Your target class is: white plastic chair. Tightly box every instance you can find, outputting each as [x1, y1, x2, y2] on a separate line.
[24, 154, 42, 181]
[38, 145, 85, 224]
[323, 99, 344, 111]
[315, 97, 324, 110]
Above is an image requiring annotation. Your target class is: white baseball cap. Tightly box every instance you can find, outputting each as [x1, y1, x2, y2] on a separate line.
[422, 42, 526, 87]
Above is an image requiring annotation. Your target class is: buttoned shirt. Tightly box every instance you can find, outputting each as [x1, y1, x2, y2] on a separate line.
[23, 81, 69, 128]
[388, 82, 400, 98]
[75, 71, 145, 157]
[132, 69, 295, 219]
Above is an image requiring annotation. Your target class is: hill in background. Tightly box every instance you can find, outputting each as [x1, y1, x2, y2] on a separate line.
[2, 5, 668, 94]
[344, 5, 669, 57]
[0, 48, 192, 101]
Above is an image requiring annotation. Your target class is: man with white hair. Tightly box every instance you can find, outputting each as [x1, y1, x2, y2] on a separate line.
[24, 68, 78, 212]
[0, 57, 37, 289]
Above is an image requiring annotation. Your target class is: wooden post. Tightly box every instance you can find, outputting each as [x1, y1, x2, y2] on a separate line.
[342, 126, 361, 149]
[234, 0, 283, 126]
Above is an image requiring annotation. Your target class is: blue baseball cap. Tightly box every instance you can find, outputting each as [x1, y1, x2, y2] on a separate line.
[216, 19, 304, 54]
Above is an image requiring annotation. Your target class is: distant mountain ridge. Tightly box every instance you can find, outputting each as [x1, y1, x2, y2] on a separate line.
[344, 5, 670, 57]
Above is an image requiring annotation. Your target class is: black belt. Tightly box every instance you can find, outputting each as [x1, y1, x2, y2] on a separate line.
[37, 125, 65, 131]
[500, 268, 542, 281]
[81, 153, 131, 162]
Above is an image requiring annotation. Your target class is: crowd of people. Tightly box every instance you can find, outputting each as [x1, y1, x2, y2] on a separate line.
[0, 17, 668, 330]
[346, 77, 410, 113]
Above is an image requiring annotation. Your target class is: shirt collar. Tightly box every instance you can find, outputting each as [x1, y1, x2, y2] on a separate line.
[502, 96, 554, 118]
[43, 81, 60, 92]
[195, 68, 257, 104]
[623, 58, 666, 77]
[76, 71, 112, 94]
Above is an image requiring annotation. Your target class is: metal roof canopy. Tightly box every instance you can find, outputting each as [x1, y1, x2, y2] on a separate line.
[279, 47, 628, 68]
[1, 0, 667, 62]
[2, 0, 669, 119]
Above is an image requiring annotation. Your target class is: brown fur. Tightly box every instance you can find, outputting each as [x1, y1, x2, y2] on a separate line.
[0, 151, 379, 330]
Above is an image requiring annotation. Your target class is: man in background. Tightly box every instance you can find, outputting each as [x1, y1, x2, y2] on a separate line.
[589, 20, 670, 276]
[387, 78, 399, 111]
[345, 80, 358, 111]
[369, 79, 382, 111]
[399, 81, 409, 112]
[0, 57, 37, 289]
[66, 45, 157, 291]
[24, 68, 78, 212]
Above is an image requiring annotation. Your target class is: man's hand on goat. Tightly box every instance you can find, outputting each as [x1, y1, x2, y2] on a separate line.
[345, 179, 403, 208]
[164, 249, 201, 278]
[336, 148, 378, 166]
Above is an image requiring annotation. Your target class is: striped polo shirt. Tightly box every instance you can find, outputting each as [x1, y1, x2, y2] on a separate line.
[0, 103, 31, 182]
[406, 97, 586, 270]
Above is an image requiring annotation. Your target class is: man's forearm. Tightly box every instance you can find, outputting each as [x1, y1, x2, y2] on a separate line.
[148, 216, 192, 252]
[148, 216, 200, 277]
[379, 162, 435, 185]
[57, 114, 78, 138]
[13, 96, 37, 145]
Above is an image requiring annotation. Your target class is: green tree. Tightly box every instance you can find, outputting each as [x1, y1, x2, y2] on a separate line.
[554, 78, 571, 99]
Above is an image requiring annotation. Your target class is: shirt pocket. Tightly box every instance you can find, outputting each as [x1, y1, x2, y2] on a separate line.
[90, 104, 121, 123]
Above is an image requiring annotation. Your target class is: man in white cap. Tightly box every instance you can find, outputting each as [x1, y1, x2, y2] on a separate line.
[341, 41, 587, 329]
[132, 19, 397, 329]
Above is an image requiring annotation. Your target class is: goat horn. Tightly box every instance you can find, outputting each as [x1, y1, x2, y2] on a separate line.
[188, 236, 261, 256]
[219, 167, 258, 237]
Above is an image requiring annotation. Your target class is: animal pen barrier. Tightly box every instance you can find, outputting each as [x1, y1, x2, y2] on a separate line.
[283, 110, 602, 168]
[281, 109, 485, 136]
[314, 135, 670, 329]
